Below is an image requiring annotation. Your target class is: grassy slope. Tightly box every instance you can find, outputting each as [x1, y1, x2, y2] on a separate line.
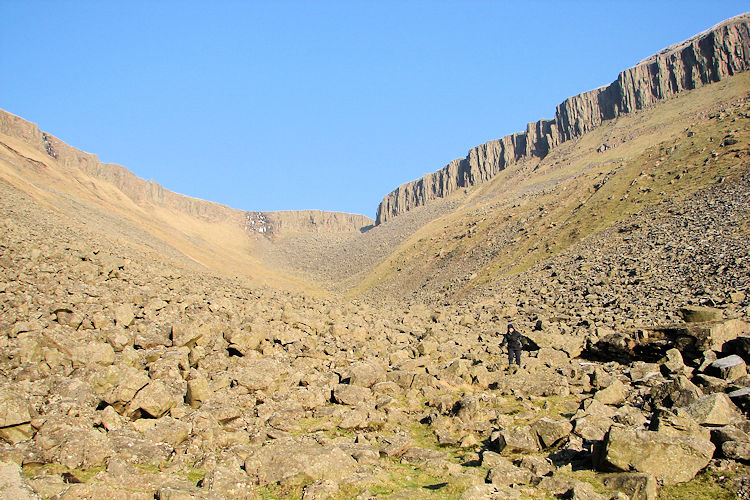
[349, 72, 750, 302]
[0, 131, 323, 292]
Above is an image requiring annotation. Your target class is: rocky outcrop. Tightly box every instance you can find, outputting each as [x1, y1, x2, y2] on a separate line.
[0, 110, 373, 234]
[244, 209, 373, 236]
[376, 13, 750, 224]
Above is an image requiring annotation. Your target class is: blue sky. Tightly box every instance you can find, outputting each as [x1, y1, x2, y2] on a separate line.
[3, 1, 747, 219]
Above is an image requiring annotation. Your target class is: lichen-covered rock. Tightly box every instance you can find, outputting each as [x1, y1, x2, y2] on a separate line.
[0, 389, 33, 444]
[650, 375, 703, 408]
[709, 355, 747, 382]
[185, 374, 212, 409]
[492, 425, 540, 455]
[679, 306, 723, 323]
[127, 380, 178, 419]
[532, 417, 573, 448]
[0, 461, 41, 500]
[243, 437, 357, 485]
[597, 425, 715, 485]
[685, 393, 743, 427]
[594, 379, 627, 405]
[332, 384, 373, 406]
[601, 473, 657, 500]
[486, 456, 533, 486]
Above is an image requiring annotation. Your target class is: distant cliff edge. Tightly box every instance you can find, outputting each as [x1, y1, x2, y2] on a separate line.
[376, 13, 750, 225]
[0, 111, 373, 235]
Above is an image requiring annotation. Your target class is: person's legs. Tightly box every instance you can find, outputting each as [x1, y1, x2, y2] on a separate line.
[512, 349, 521, 366]
[507, 349, 514, 366]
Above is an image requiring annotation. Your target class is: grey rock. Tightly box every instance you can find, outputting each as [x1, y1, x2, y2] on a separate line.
[243, 437, 357, 486]
[492, 425, 540, 455]
[597, 425, 715, 485]
[685, 393, 743, 426]
[709, 354, 747, 382]
[0, 461, 40, 500]
[601, 473, 657, 500]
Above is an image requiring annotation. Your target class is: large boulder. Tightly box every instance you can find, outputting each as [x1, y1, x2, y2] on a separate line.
[532, 417, 573, 449]
[332, 384, 373, 406]
[497, 371, 570, 397]
[113, 303, 136, 327]
[127, 380, 177, 419]
[491, 425, 540, 455]
[485, 455, 533, 486]
[95, 365, 150, 413]
[0, 389, 33, 444]
[202, 464, 256, 498]
[708, 355, 747, 382]
[524, 330, 585, 358]
[0, 461, 40, 500]
[107, 429, 173, 465]
[597, 425, 715, 485]
[138, 416, 191, 448]
[185, 373, 212, 408]
[574, 415, 615, 442]
[665, 319, 749, 354]
[679, 306, 723, 323]
[593, 379, 627, 405]
[244, 438, 357, 485]
[35, 417, 111, 469]
[628, 362, 661, 383]
[650, 407, 711, 441]
[224, 326, 264, 355]
[234, 358, 284, 392]
[650, 375, 703, 408]
[685, 393, 743, 427]
[346, 360, 386, 388]
[71, 342, 115, 367]
[658, 348, 688, 376]
[601, 473, 657, 500]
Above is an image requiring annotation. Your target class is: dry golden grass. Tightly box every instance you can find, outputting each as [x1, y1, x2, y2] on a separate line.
[348, 71, 750, 300]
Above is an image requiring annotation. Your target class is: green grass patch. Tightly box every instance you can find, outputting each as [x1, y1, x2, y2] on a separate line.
[22, 463, 106, 483]
[290, 416, 358, 439]
[254, 474, 310, 500]
[362, 461, 474, 499]
[660, 469, 741, 500]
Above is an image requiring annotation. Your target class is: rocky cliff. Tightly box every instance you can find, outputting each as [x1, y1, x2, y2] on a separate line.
[0, 110, 373, 234]
[376, 13, 750, 224]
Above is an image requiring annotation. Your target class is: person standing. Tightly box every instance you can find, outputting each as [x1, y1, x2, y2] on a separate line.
[500, 323, 524, 367]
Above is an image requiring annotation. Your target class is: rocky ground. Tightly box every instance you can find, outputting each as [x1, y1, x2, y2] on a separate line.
[2, 153, 750, 499]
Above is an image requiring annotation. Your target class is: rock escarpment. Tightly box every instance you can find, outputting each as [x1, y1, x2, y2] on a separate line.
[0, 111, 372, 234]
[376, 13, 750, 224]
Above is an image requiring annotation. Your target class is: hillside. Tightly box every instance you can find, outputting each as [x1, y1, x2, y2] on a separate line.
[0, 111, 372, 291]
[376, 12, 750, 224]
[262, 71, 749, 309]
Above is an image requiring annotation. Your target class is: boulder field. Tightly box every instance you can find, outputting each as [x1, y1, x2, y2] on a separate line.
[1, 178, 750, 498]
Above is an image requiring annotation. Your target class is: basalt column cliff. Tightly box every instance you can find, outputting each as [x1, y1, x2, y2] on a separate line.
[376, 13, 750, 225]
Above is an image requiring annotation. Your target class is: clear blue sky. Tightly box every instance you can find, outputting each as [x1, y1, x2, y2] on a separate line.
[3, 1, 747, 219]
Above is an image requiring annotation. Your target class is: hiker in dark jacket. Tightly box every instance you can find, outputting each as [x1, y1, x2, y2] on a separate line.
[500, 323, 524, 366]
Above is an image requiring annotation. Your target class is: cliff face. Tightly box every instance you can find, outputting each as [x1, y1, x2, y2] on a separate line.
[0, 111, 373, 234]
[376, 13, 750, 225]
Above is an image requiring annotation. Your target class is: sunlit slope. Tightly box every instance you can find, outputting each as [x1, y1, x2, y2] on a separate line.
[0, 130, 319, 291]
[349, 72, 750, 302]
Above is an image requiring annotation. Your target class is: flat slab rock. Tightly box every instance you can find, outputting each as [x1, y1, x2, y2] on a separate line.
[597, 425, 715, 485]
[243, 438, 357, 486]
[0, 461, 39, 500]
